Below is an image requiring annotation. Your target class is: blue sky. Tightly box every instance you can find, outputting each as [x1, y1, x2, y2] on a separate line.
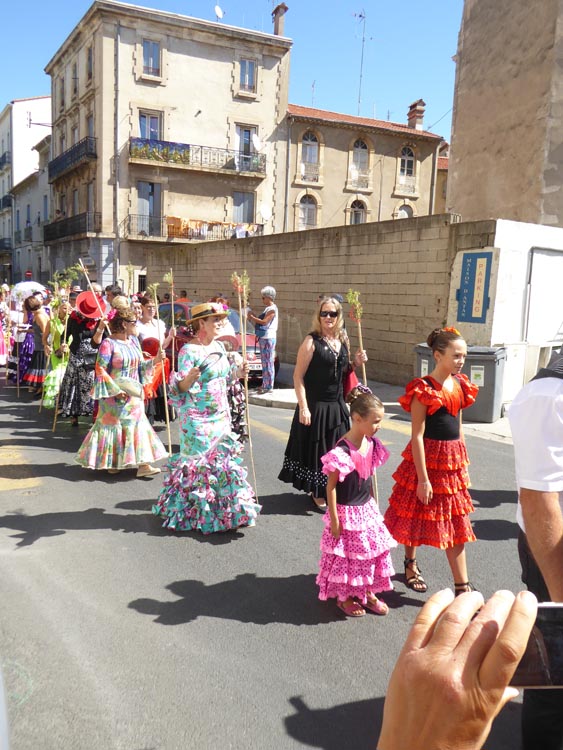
[3, 0, 464, 140]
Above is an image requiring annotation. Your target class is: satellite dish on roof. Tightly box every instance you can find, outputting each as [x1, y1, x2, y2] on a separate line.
[251, 133, 263, 152]
[214, 4, 224, 20]
[259, 203, 272, 222]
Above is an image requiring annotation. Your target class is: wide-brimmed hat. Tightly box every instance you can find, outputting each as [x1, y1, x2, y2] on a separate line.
[141, 337, 160, 357]
[75, 291, 105, 319]
[186, 302, 229, 325]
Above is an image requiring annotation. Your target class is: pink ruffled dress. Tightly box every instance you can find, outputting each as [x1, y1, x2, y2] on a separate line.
[316, 437, 396, 604]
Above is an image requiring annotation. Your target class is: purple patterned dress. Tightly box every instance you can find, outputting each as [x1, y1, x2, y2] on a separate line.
[152, 340, 261, 534]
[317, 437, 396, 604]
[7, 311, 34, 384]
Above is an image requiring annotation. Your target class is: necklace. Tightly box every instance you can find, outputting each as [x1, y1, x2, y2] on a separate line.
[322, 336, 341, 377]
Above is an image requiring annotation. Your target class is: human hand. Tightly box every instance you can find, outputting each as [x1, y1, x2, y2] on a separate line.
[60, 343, 69, 353]
[184, 366, 201, 388]
[416, 480, 433, 504]
[169, 326, 177, 338]
[377, 589, 537, 750]
[330, 517, 340, 539]
[354, 349, 367, 367]
[299, 406, 311, 426]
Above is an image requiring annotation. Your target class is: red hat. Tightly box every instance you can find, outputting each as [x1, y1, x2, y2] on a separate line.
[141, 337, 160, 357]
[75, 291, 104, 319]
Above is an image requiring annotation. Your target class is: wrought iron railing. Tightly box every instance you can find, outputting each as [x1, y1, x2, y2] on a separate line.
[43, 211, 101, 242]
[14, 230, 22, 245]
[1, 194, 13, 210]
[0, 151, 10, 170]
[300, 162, 320, 182]
[129, 138, 266, 174]
[347, 168, 370, 190]
[396, 174, 417, 195]
[24, 226, 33, 242]
[122, 214, 264, 241]
[48, 137, 97, 182]
[0, 238, 12, 251]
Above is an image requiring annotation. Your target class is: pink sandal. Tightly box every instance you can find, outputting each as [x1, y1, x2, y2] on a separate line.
[364, 595, 389, 616]
[337, 599, 366, 617]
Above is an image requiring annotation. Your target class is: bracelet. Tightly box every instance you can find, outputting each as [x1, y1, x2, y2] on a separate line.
[420, 481, 430, 486]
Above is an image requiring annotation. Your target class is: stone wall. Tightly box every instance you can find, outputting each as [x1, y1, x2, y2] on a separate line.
[146, 214, 497, 384]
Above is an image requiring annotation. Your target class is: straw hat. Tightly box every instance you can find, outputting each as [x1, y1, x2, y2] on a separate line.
[75, 291, 105, 319]
[186, 302, 229, 325]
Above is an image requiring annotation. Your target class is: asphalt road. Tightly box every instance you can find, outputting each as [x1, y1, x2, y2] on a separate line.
[0, 384, 524, 750]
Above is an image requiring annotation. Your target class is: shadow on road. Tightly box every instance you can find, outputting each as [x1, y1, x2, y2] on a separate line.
[472, 488, 517, 509]
[283, 693, 521, 750]
[258, 492, 330, 517]
[472, 518, 520, 541]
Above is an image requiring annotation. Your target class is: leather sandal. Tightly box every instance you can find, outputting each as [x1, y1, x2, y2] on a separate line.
[454, 582, 475, 597]
[364, 594, 389, 616]
[337, 599, 365, 617]
[404, 557, 428, 593]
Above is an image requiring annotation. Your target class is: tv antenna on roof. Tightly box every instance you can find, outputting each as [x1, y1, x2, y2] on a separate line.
[353, 9, 372, 117]
[214, 4, 224, 21]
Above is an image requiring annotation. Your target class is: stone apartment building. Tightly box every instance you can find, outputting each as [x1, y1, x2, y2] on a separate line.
[285, 100, 443, 230]
[0, 96, 51, 282]
[448, 0, 563, 226]
[43, 0, 292, 291]
[11, 136, 51, 284]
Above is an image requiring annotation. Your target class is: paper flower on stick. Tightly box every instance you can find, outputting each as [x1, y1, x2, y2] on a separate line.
[163, 271, 174, 286]
[346, 289, 363, 323]
[231, 271, 250, 303]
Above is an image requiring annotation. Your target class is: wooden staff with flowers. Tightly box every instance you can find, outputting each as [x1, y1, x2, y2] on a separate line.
[346, 288, 379, 503]
[231, 270, 258, 500]
[147, 282, 172, 455]
[162, 270, 176, 372]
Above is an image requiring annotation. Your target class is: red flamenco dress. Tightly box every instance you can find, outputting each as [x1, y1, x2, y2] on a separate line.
[384, 374, 478, 550]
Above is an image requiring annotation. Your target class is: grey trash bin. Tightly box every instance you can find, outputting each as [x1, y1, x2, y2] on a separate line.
[414, 344, 507, 423]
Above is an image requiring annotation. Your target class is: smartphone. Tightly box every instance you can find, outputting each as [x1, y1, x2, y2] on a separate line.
[511, 603, 563, 689]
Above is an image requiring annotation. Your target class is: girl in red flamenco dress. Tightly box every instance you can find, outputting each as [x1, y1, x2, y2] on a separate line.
[384, 327, 479, 596]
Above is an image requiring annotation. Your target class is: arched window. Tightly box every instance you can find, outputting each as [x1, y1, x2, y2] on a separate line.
[400, 146, 415, 178]
[350, 199, 367, 225]
[299, 194, 317, 229]
[349, 139, 369, 189]
[300, 131, 319, 182]
[396, 203, 413, 219]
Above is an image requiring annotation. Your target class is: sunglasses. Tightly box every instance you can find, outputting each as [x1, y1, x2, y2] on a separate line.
[319, 311, 338, 318]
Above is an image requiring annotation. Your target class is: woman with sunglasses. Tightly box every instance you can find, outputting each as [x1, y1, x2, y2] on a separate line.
[152, 302, 261, 534]
[279, 296, 367, 510]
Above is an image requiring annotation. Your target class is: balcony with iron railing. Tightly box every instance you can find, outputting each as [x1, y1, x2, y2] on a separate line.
[394, 174, 418, 197]
[1, 194, 13, 210]
[299, 162, 320, 183]
[0, 238, 12, 251]
[346, 168, 370, 191]
[129, 138, 266, 176]
[122, 213, 264, 241]
[24, 225, 33, 242]
[14, 229, 22, 246]
[48, 137, 98, 183]
[43, 211, 101, 242]
[0, 151, 10, 170]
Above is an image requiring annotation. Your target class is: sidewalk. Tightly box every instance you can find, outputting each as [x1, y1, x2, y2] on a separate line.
[248, 362, 513, 444]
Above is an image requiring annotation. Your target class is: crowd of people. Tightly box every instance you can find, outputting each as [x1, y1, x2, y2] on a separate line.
[1, 279, 560, 750]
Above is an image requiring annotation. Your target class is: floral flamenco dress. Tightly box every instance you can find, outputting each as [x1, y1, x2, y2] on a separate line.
[75, 336, 167, 470]
[384, 374, 478, 550]
[152, 341, 261, 534]
[317, 437, 396, 604]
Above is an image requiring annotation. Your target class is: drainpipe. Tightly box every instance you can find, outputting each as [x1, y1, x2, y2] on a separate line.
[429, 141, 440, 215]
[113, 22, 121, 283]
[283, 115, 292, 232]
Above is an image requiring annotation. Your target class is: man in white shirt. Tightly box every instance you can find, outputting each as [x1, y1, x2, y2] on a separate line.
[508, 349, 563, 750]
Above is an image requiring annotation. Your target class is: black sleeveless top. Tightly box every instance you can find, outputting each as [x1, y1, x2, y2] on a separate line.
[303, 333, 349, 403]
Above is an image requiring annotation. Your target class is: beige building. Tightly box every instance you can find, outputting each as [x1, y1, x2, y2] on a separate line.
[448, 0, 563, 226]
[44, 0, 291, 289]
[284, 100, 443, 231]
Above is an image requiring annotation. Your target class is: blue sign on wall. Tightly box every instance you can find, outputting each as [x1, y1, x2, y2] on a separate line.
[456, 251, 492, 324]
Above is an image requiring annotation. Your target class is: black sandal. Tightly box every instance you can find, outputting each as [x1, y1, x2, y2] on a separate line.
[404, 557, 428, 593]
[454, 582, 475, 597]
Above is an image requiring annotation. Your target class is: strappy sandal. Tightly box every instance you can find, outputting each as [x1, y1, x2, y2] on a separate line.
[454, 582, 475, 597]
[337, 599, 366, 617]
[404, 557, 428, 593]
[365, 594, 389, 616]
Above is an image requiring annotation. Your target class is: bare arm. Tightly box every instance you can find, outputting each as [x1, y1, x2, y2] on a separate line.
[520, 489, 563, 602]
[248, 309, 275, 325]
[293, 336, 315, 426]
[410, 397, 432, 504]
[326, 470, 340, 538]
[42, 319, 52, 351]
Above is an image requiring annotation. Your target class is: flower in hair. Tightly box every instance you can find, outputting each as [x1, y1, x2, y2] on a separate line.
[107, 308, 118, 321]
[442, 326, 461, 336]
[356, 384, 372, 395]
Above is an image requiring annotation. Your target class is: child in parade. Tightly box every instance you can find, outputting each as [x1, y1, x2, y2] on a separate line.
[317, 386, 396, 617]
[384, 327, 478, 595]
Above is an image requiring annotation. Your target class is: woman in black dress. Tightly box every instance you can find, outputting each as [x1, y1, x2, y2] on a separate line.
[278, 296, 367, 510]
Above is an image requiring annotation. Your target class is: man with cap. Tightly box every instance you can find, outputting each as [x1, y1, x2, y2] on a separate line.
[508, 346, 563, 749]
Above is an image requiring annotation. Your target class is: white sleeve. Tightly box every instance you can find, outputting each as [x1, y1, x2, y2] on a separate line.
[509, 382, 563, 492]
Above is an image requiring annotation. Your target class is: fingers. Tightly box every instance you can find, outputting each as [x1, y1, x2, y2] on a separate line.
[429, 590, 485, 653]
[401, 589, 456, 652]
[479, 590, 537, 692]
